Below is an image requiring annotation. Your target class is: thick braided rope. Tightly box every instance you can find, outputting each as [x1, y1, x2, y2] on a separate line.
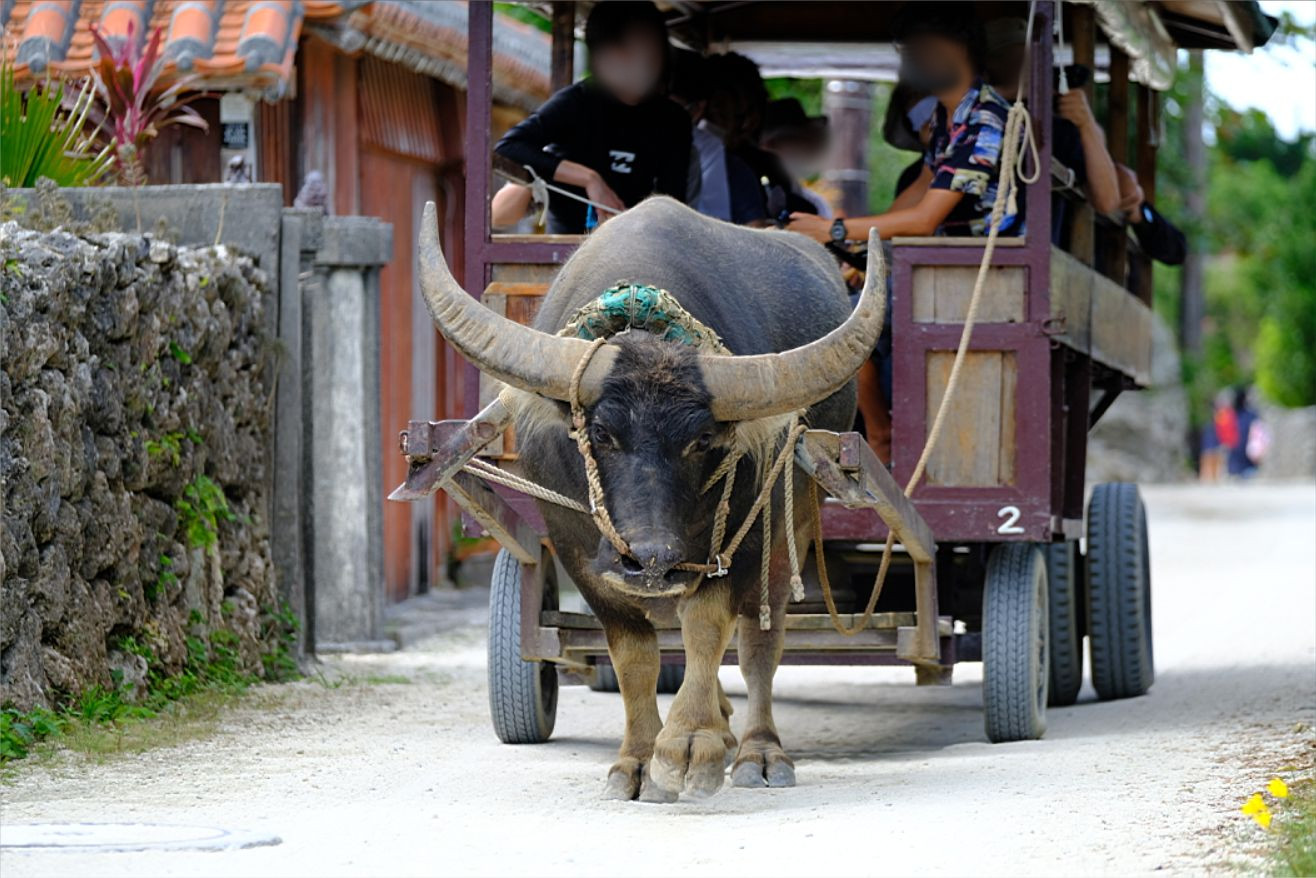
[815, 96, 1033, 638]
[569, 338, 632, 561]
[462, 458, 589, 513]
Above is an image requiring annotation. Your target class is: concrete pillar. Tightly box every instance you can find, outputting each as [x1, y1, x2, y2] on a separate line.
[299, 216, 392, 651]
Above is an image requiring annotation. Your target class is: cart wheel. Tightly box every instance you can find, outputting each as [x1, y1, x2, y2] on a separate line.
[1046, 541, 1083, 707]
[588, 662, 619, 692]
[1086, 483, 1154, 700]
[983, 543, 1049, 742]
[488, 548, 558, 744]
[589, 661, 685, 693]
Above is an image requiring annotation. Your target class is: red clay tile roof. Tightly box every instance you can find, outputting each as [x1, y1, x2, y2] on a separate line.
[3, 0, 361, 97]
[2, 1, 550, 105]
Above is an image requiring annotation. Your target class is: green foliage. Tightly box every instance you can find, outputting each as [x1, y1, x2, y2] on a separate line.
[1194, 113, 1316, 407]
[259, 601, 301, 683]
[764, 77, 823, 116]
[0, 706, 65, 760]
[146, 553, 177, 603]
[493, 2, 552, 34]
[0, 621, 287, 764]
[1272, 779, 1316, 877]
[168, 340, 193, 365]
[175, 474, 234, 549]
[145, 430, 186, 466]
[89, 23, 208, 185]
[1, 53, 113, 187]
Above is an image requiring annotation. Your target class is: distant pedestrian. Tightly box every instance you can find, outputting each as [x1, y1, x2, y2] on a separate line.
[1226, 386, 1264, 478]
[1200, 389, 1233, 481]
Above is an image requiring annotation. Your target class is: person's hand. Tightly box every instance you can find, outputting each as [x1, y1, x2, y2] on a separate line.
[1115, 164, 1145, 223]
[787, 212, 832, 243]
[584, 172, 626, 220]
[1057, 89, 1097, 132]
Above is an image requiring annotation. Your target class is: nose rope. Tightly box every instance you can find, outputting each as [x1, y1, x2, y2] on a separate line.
[566, 336, 807, 629]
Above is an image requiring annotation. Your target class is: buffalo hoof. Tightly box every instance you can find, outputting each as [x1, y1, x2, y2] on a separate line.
[650, 727, 727, 800]
[731, 735, 796, 788]
[603, 758, 644, 801]
[603, 758, 678, 803]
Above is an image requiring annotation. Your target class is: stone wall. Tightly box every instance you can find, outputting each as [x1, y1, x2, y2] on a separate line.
[1, 223, 279, 710]
[1086, 312, 1192, 484]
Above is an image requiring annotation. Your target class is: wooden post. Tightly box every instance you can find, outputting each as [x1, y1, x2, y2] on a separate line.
[550, 2, 575, 92]
[1102, 46, 1131, 286]
[1066, 4, 1096, 266]
[1070, 4, 1095, 103]
[1133, 82, 1158, 304]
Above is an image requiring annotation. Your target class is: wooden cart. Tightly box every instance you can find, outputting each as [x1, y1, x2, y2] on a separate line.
[390, 1, 1271, 743]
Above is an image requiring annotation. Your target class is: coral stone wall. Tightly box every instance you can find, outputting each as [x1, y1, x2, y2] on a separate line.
[1, 224, 279, 710]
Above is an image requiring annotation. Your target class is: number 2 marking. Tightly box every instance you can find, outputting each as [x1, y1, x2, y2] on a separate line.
[996, 505, 1025, 534]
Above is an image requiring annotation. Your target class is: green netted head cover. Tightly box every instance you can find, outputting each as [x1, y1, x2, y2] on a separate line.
[558, 282, 729, 354]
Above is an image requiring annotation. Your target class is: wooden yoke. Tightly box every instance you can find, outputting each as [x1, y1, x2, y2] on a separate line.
[795, 430, 940, 664]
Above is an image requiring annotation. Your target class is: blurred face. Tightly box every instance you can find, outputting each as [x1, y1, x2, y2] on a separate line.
[897, 33, 968, 94]
[592, 29, 664, 105]
[767, 136, 829, 180]
[987, 44, 1026, 96]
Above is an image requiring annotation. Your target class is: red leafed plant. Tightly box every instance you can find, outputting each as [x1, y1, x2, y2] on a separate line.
[89, 21, 208, 185]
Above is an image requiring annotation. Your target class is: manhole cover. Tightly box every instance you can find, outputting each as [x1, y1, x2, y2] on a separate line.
[0, 822, 281, 852]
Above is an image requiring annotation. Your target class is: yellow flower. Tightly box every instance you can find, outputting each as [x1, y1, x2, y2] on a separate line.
[1241, 792, 1273, 829]
[1267, 777, 1289, 798]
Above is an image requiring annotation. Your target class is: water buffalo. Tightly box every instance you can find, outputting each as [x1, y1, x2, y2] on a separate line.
[419, 196, 883, 801]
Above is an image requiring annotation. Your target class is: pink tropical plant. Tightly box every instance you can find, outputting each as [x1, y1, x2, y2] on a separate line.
[88, 21, 208, 185]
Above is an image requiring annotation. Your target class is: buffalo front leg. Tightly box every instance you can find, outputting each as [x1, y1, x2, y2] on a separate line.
[731, 609, 796, 787]
[649, 581, 737, 799]
[600, 621, 671, 802]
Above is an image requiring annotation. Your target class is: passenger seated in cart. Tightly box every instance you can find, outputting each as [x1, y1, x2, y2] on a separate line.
[705, 52, 819, 223]
[787, 3, 1023, 244]
[983, 16, 1120, 245]
[493, 1, 692, 234]
[787, 3, 1024, 463]
[669, 49, 768, 225]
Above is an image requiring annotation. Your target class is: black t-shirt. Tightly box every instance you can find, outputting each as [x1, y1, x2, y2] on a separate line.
[494, 81, 693, 234]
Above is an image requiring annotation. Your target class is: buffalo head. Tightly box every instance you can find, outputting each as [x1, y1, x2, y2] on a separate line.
[415, 202, 885, 596]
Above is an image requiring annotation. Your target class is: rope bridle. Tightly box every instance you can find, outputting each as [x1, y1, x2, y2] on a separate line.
[565, 336, 807, 629]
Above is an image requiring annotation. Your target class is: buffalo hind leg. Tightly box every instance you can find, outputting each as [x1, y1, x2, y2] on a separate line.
[650, 581, 737, 799]
[731, 611, 795, 787]
[600, 622, 673, 802]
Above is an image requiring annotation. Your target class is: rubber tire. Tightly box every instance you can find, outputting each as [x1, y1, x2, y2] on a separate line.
[983, 542, 1049, 743]
[487, 549, 558, 744]
[589, 661, 685, 694]
[1086, 483, 1154, 701]
[1045, 541, 1084, 707]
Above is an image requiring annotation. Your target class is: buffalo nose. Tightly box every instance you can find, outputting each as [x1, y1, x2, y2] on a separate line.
[626, 540, 684, 579]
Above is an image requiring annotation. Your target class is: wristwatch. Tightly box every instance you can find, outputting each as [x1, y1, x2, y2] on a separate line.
[830, 217, 848, 244]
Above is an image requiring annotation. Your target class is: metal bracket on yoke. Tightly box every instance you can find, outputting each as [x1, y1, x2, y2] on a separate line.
[389, 398, 538, 565]
[794, 430, 942, 665]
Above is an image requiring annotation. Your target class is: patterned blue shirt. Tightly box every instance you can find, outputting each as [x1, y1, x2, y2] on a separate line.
[924, 80, 1022, 236]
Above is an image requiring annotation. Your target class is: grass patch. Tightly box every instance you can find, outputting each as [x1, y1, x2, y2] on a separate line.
[1271, 778, 1316, 876]
[1, 605, 300, 768]
[359, 674, 411, 686]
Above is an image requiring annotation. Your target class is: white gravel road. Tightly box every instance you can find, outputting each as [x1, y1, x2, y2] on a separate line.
[2, 482, 1313, 877]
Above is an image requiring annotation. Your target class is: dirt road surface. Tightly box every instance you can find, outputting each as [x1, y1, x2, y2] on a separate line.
[2, 483, 1313, 876]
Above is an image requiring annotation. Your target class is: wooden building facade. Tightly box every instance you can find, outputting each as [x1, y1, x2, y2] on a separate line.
[4, 0, 553, 604]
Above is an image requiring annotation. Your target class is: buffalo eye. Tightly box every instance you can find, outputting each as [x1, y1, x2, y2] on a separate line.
[693, 432, 714, 453]
[590, 423, 615, 450]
